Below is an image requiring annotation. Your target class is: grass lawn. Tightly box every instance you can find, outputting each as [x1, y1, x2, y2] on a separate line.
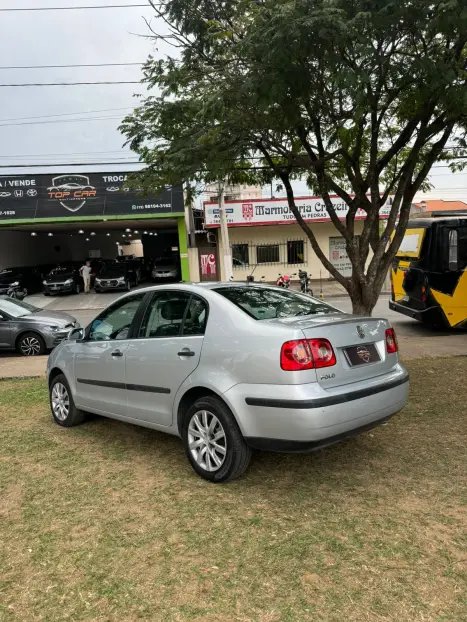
[0, 358, 466, 622]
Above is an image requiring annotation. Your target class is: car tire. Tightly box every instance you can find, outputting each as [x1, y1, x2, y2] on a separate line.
[49, 374, 85, 427]
[44, 292, 50, 296]
[182, 395, 252, 483]
[126, 280, 131, 291]
[17, 332, 46, 356]
[73, 283, 80, 294]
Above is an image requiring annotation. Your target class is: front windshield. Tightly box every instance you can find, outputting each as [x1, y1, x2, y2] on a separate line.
[101, 264, 126, 276]
[0, 297, 38, 318]
[0, 267, 22, 276]
[49, 266, 73, 276]
[215, 287, 339, 320]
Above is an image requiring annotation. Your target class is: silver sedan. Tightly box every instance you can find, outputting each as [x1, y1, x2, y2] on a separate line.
[0, 296, 79, 356]
[46, 283, 409, 482]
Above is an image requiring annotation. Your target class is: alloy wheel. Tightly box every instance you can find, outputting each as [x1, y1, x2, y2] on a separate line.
[188, 410, 227, 472]
[20, 336, 41, 356]
[51, 382, 70, 421]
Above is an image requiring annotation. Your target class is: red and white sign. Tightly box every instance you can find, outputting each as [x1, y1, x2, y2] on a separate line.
[200, 253, 217, 276]
[204, 195, 394, 228]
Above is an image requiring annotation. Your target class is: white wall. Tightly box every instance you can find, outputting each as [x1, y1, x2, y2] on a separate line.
[216, 221, 365, 282]
[0, 231, 119, 270]
[118, 240, 143, 257]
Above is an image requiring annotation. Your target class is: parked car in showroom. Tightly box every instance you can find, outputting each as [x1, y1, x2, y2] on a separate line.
[151, 259, 180, 282]
[94, 261, 138, 292]
[47, 283, 408, 482]
[43, 264, 83, 295]
[0, 266, 45, 296]
[0, 296, 79, 356]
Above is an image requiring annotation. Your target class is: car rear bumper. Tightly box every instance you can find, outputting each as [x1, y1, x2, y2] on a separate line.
[224, 365, 409, 449]
[245, 413, 396, 452]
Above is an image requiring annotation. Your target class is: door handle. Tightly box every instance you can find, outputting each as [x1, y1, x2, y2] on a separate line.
[178, 349, 196, 357]
[111, 349, 124, 357]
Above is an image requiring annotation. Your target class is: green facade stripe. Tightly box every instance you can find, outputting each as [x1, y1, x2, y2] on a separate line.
[177, 216, 190, 282]
[0, 212, 184, 227]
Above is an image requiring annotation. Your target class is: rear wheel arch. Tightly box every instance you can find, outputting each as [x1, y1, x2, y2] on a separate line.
[176, 386, 237, 436]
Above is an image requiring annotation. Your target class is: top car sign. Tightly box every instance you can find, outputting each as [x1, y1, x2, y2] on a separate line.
[0, 173, 184, 221]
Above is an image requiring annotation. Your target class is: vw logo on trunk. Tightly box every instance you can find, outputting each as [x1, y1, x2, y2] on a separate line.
[357, 325, 365, 339]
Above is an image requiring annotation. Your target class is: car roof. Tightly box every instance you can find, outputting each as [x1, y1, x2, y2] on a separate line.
[129, 282, 272, 296]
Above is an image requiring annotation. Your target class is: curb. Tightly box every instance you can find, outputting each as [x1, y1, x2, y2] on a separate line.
[0, 375, 45, 382]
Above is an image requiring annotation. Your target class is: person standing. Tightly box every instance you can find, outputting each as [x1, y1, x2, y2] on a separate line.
[80, 260, 92, 294]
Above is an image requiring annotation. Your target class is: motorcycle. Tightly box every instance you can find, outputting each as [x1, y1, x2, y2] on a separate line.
[7, 284, 27, 301]
[298, 269, 313, 296]
[276, 273, 296, 288]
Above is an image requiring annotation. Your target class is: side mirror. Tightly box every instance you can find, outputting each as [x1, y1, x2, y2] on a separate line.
[68, 327, 84, 341]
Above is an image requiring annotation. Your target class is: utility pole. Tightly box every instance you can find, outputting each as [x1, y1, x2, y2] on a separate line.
[218, 179, 233, 281]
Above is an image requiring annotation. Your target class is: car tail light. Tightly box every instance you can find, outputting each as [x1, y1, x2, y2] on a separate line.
[281, 338, 336, 371]
[385, 328, 398, 354]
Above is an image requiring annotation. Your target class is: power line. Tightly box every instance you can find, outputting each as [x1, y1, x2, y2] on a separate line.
[0, 107, 133, 122]
[0, 81, 140, 87]
[0, 4, 148, 11]
[0, 62, 144, 69]
[0, 161, 142, 168]
[0, 150, 135, 158]
[0, 115, 126, 128]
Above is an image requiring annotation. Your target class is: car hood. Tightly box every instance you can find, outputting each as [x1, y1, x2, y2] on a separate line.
[0, 275, 22, 285]
[45, 273, 74, 283]
[22, 310, 77, 327]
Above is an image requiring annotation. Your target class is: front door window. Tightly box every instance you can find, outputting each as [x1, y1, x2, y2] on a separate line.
[88, 293, 146, 341]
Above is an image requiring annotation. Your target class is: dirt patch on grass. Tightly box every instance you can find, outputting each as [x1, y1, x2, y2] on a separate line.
[0, 359, 466, 622]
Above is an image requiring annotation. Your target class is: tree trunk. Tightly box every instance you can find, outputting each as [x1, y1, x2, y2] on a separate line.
[348, 276, 378, 316]
[351, 298, 375, 316]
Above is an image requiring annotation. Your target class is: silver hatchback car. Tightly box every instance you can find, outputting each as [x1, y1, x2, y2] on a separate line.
[47, 283, 409, 482]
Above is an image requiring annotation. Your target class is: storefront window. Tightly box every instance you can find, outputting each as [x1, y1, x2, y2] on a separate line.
[287, 240, 304, 264]
[232, 244, 249, 268]
[257, 244, 280, 264]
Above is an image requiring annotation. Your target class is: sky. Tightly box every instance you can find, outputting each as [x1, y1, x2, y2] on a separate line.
[0, 1, 466, 204]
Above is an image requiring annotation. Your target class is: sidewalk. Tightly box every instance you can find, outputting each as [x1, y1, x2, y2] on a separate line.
[0, 355, 47, 380]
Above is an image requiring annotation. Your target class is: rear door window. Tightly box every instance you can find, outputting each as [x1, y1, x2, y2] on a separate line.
[139, 292, 191, 338]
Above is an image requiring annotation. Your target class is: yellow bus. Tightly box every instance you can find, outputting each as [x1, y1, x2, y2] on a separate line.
[390, 215, 467, 329]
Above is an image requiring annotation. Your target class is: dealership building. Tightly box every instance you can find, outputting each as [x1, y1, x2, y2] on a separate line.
[199, 195, 393, 282]
[0, 172, 188, 279]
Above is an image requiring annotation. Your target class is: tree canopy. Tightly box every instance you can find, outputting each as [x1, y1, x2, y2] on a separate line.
[121, 0, 467, 313]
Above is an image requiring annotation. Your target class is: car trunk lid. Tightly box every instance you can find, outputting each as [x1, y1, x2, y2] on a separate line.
[268, 314, 395, 388]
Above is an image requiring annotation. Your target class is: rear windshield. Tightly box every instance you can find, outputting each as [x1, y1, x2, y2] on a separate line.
[0, 267, 22, 275]
[214, 287, 339, 320]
